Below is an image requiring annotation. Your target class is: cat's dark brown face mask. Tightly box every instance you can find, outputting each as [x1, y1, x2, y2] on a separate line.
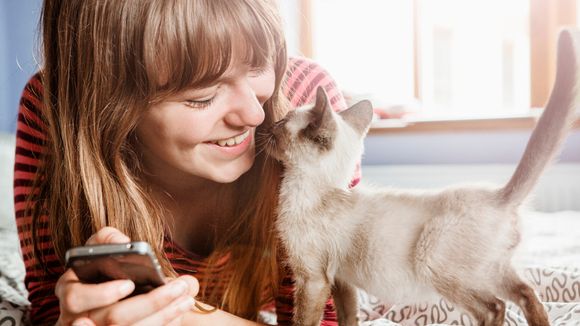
[265, 87, 336, 162]
[263, 112, 292, 161]
[265, 87, 373, 164]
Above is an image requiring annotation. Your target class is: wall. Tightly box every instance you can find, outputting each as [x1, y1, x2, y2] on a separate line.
[363, 129, 580, 165]
[0, 0, 42, 134]
[362, 128, 580, 212]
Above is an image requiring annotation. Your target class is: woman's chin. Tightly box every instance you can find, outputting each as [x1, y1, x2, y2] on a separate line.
[206, 161, 254, 184]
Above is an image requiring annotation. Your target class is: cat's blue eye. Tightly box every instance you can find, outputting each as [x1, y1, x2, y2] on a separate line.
[183, 96, 215, 110]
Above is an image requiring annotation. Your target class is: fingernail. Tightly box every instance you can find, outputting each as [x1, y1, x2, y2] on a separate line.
[72, 321, 90, 326]
[118, 280, 135, 296]
[169, 280, 188, 297]
[177, 296, 196, 312]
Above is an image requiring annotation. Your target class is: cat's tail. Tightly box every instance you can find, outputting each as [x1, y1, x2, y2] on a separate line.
[499, 28, 580, 207]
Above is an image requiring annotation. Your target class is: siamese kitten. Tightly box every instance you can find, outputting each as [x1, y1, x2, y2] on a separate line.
[267, 29, 579, 326]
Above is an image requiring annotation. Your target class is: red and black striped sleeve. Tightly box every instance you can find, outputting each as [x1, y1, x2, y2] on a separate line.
[282, 57, 347, 112]
[14, 73, 64, 324]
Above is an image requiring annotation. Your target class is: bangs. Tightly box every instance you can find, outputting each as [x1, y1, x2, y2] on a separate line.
[143, 0, 284, 100]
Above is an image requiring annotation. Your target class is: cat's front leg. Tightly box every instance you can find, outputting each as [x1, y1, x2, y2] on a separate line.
[332, 279, 359, 326]
[293, 273, 332, 326]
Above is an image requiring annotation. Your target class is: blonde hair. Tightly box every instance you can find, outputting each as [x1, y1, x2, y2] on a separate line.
[33, 0, 287, 319]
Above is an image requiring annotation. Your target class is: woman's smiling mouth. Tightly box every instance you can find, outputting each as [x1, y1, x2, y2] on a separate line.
[203, 130, 253, 156]
[207, 130, 251, 147]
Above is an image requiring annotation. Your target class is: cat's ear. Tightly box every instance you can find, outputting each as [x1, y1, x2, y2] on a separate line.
[339, 100, 374, 136]
[310, 86, 336, 130]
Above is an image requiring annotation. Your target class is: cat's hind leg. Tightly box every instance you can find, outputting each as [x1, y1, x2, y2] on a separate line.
[431, 276, 506, 326]
[293, 273, 332, 326]
[332, 279, 359, 326]
[500, 268, 549, 326]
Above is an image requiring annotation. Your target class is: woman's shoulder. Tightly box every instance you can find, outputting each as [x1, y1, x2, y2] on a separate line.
[18, 72, 46, 132]
[21, 72, 43, 102]
[283, 57, 346, 112]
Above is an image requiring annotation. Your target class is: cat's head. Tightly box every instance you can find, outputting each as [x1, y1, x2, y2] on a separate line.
[267, 87, 373, 186]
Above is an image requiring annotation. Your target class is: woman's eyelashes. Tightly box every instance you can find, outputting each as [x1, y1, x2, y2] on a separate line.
[249, 66, 267, 77]
[180, 66, 268, 110]
[183, 96, 215, 110]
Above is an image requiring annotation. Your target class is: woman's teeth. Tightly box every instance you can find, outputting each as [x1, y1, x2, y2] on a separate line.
[212, 130, 250, 147]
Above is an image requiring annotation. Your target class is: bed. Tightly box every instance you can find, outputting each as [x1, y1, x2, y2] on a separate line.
[0, 228, 29, 325]
[1, 211, 579, 325]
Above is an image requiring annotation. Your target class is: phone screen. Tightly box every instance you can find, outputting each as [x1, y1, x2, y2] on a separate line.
[66, 242, 165, 295]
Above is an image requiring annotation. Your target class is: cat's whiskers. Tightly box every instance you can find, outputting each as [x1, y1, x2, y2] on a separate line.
[254, 130, 275, 158]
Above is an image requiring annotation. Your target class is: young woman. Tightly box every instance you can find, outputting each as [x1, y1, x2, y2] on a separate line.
[14, 0, 354, 325]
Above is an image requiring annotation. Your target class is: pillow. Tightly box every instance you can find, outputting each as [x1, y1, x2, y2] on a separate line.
[0, 132, 16, 231]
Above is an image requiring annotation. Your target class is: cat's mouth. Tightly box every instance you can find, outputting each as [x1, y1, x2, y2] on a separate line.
[261, 120, 288, 161]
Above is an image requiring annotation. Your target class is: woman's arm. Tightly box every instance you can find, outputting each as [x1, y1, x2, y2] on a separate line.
[282, 57, 347, 112]
[14, 73, 64, 324]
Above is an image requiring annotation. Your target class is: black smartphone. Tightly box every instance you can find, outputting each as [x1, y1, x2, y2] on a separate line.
[65, 241, 165, 295]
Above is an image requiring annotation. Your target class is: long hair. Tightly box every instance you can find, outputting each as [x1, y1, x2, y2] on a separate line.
[33, 0, 287, 319]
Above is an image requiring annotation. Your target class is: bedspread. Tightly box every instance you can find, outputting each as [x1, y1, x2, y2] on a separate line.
[1, 211, 579, 325]
[0, 228, 29, 326]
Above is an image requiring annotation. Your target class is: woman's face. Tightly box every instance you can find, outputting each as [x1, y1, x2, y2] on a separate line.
[136, 61, 275, 188]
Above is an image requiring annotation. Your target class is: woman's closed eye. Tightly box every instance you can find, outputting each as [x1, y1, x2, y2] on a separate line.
[183, 96, 215, 110]
[249, 66, 267, 78]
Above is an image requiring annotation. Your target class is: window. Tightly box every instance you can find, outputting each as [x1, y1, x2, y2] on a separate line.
[311, 0, 415, 106]
[280, 0, 577, 119]
[417, 0, 530, 116]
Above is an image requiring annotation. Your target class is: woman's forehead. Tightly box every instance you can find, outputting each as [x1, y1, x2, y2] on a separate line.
[157, 43, 271, 88]
[145, 2, 279, 97]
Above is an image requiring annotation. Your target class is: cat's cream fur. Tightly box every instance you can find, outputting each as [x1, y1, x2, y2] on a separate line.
[267, 29, 580, 326]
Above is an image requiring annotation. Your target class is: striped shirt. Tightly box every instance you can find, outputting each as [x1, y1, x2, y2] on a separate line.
[14, 57, 356, 325]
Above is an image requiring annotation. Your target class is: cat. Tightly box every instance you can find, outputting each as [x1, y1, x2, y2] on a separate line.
[266, 28, 580, 326]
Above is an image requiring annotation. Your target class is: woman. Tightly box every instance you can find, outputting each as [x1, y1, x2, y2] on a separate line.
[14, 0, 352, 325]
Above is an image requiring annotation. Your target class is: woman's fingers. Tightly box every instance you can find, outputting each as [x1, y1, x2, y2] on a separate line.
[55, 267, 79, 285]
[70, 317, 96, 326]
[179, 275, 200, 297]
[131, 295, 195, 326]
[58, 227, 131, 314]
[56, 272, 135, 314]
[56, 227, 138, 324]
[59, 228, 201, 325]
[87, 276, 198, 325]
[85, 226, 130, 245]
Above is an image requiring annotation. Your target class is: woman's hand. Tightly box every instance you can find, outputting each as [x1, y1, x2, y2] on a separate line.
[55, 227, 199, 326]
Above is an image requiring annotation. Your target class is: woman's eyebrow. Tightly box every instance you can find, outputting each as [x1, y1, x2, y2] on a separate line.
[213, 65, 251, 84]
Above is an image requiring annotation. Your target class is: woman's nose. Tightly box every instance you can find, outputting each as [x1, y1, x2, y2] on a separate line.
[224, 82, 266, 128]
